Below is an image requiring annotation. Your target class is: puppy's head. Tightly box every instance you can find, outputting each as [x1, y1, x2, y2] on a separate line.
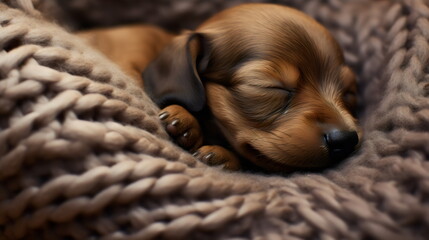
[144, 3, 361, 172]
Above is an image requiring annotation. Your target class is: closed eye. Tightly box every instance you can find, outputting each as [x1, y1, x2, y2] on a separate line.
[233, 84, 295, 125]
[266, 86, 294, 95]
[266, 86, 295, 108]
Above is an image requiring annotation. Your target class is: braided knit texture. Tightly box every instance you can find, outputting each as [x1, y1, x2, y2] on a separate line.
[1, 0, 429, 239]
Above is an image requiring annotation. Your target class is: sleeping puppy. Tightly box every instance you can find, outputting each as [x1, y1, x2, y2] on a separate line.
[79, 3, 361, 173]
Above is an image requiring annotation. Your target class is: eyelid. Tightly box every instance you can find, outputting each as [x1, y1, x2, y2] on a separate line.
[266, 85, 295, 93]
[243, 83, 295, 96]
[268, 78, 296, 92]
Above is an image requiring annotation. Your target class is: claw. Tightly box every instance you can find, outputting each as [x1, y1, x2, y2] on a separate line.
[159, 112, 169, 120]
[203, 152, 215, 164]
[171, 119, 180, 126]
[192, 151, 200, 157]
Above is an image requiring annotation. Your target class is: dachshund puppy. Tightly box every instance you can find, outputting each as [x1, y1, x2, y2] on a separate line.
[80, 3, 361, 173]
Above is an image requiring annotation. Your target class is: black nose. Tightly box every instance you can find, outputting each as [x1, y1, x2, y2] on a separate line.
[324, 130, 359, 161]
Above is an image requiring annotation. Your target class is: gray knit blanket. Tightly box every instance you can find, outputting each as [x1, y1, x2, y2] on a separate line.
[1, 0, 428, 239]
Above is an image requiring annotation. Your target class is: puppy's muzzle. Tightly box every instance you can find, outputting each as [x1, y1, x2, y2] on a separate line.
[324, 129, 359, 162]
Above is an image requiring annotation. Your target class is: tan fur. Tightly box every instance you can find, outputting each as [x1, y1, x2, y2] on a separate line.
[77, 25, 173, 87]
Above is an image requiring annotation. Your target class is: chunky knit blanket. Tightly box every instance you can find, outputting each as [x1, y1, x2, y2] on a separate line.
[1, 0, 428, 239]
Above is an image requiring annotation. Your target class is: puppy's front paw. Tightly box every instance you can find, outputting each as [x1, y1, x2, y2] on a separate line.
[193, 145, 241, 171]
[159, 105, 203, 152]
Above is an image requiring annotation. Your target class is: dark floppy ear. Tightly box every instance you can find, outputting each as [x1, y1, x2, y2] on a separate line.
[142, 33, 211, 112]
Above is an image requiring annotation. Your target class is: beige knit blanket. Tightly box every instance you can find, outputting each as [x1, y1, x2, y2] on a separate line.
[1, 0, 428, 239]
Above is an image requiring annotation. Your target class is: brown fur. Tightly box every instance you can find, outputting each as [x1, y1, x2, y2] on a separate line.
[78, 3, 361, 172]
[77, 25, 173, 87]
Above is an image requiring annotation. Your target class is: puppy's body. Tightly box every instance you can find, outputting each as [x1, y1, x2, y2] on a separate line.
[77, 25, 173, 87]
[79, 4, 360, 172]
